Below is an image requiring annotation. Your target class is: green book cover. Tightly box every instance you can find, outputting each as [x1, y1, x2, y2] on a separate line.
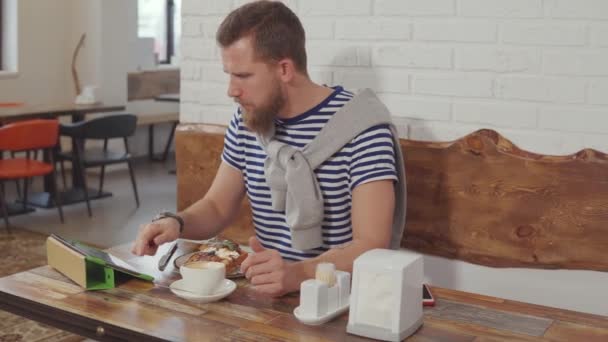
[51, 234, 154, 287]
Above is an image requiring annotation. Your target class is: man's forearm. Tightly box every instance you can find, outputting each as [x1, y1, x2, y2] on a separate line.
[178, 197, 235, 240]
[175, 162, 246, 241]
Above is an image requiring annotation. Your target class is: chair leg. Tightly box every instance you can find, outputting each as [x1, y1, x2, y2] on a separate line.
[127, 161, 140, 208]
[72, 157, 93, 217]
[98, 165, 106, 196]
[21, 153, 36, 191]
[50, 170, 65, 224]
[48, 149, 65, 223]
[60, 160, 67, 189]
[0, 182, 10, 232]
[23, 177, 29, 210]
[74, 144, 92, 217]
[161, 121, 177, 162]
[14, 179, 21, 200]
[148, 124, 155, 161]
[10, 153, 22, 200]
[80, 167, 92, 217]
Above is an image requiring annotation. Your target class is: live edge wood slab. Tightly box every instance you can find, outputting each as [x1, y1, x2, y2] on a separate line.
[0, 242, 607, 341]
[175, 124, 608, 272]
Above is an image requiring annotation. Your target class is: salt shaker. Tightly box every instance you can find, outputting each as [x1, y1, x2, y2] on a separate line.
[294, 262, 351, 325]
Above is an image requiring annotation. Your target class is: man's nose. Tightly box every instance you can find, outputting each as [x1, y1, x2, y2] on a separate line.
[227, 81, 241, 98]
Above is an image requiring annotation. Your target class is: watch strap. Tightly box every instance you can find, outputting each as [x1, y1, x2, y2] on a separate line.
[153, 211, 184, 234]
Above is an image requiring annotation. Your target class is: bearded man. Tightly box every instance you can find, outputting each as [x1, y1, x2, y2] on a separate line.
[132, 0, 406, 297]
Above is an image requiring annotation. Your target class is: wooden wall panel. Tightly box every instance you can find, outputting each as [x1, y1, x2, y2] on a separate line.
[127, 69, 180, 101]
[175, 125, 608, 271]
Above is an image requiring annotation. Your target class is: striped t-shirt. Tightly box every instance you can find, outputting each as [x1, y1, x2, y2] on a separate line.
[221, 86, 397, 261]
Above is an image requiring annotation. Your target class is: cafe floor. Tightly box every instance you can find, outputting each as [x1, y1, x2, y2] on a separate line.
[1, 158, 176, 341]
[4, 157, 177, 248]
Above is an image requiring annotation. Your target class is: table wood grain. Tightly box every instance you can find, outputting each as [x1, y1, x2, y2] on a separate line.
[0, 242, 606, 341]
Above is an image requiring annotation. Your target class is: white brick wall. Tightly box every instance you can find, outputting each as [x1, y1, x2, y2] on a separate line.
[373, 45, 451, 68]
[415, 19, 497, 42]
[181, 0, 608, 316]
[545, 0, 608, 20]
[501, 23, 586, 46]
[459, 0, 542, 18]
[181, 0, 608, 156]
[590, 24, 608, 46]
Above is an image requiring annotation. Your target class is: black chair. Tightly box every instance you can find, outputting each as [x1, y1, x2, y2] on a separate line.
[57, 114, 140, 216]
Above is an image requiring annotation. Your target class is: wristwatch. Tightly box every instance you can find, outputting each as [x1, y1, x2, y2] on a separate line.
[153, 211, 184, 234]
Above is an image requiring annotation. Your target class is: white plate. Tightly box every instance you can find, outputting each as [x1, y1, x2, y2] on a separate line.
[293, 303, 350, 326]
[170, 279, 236, 303]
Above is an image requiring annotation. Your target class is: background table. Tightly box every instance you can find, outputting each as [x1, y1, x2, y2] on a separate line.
[0, 102, 125, 123]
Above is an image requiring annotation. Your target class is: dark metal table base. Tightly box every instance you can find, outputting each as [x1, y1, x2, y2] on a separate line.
[25, 188, 112, 208]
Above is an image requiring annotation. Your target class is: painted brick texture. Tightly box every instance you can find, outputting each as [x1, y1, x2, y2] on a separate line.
[180, 0, 608, 155]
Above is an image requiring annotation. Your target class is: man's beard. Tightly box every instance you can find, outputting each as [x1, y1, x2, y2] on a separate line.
[240, 85, 285, 135]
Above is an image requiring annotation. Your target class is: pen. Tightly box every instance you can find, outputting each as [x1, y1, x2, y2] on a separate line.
[158, 241, 178, 271]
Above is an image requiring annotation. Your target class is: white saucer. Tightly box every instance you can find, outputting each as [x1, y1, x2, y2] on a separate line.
[170, 279, 236, 303]
[293, 303, 349, 326]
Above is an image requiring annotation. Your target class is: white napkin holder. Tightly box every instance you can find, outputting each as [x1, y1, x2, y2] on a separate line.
[347, 249, 424, 341]
[294, 263, 351, 325]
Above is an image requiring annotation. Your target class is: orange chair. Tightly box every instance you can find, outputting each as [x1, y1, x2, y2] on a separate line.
[0, 119, 64, 232]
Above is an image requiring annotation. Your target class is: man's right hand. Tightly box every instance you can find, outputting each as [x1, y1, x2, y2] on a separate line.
[131, 218, 181, 256]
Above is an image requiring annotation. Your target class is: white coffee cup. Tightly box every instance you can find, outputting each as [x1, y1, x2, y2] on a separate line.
[180, 261, 226, 296]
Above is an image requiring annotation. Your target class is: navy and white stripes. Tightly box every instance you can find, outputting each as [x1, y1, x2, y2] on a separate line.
[221, 86, 397, 261]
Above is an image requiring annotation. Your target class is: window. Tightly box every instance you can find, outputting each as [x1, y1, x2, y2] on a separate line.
[0, 0, 16, 73]
[138, 0, 181, 65]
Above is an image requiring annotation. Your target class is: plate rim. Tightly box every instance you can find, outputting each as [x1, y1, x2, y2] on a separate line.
[170, 279, 236, 302]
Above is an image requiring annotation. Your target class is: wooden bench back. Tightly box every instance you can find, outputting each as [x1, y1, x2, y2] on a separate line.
[175, 123, 608, 272]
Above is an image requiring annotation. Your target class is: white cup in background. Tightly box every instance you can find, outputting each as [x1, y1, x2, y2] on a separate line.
[75, 85, 98, 104]
[180, 261, 226, 296]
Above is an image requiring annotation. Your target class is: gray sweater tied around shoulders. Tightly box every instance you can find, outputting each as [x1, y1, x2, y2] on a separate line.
[256, 88, 407, 251]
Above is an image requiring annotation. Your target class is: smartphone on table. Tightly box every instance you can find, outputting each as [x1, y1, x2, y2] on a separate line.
[423, 283, 435, 306]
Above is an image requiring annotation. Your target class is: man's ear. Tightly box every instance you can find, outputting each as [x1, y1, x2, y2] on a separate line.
[276, 58, 296, 83]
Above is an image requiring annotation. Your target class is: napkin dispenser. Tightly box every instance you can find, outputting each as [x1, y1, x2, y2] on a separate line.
[347, 249, 424, 341]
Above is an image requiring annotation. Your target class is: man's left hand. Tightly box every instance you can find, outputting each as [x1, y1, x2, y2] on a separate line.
[240, 236, 300, 297]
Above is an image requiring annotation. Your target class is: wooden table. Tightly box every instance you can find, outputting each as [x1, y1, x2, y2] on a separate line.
[0, 102, 126, 209]
[0, 242, 607, 341]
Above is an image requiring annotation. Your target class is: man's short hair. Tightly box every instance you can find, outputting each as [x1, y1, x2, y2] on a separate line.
[216, 1, 307, 74]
